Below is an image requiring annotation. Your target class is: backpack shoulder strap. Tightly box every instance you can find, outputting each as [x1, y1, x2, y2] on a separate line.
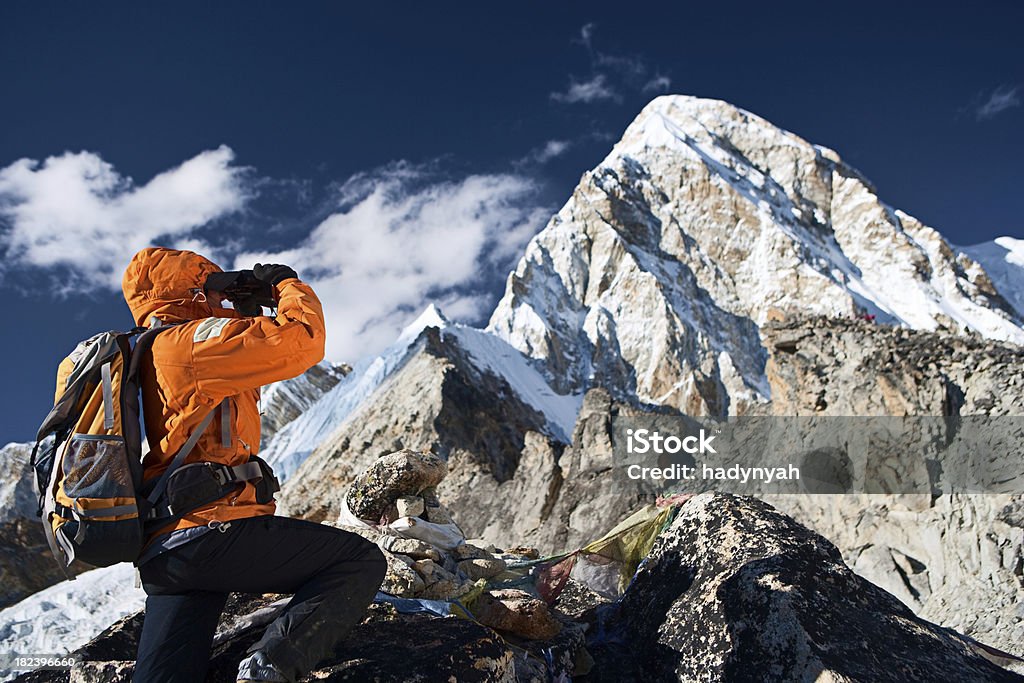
[126, 325, 173, 381]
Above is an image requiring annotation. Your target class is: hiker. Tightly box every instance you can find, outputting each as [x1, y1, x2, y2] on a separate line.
[122, 247, 387, 683]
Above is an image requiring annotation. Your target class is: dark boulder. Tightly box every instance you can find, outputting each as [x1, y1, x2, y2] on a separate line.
[584, 493, 1023, 682]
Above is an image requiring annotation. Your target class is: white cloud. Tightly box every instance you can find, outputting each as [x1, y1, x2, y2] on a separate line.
[0, 148, 550, 364]
[536, 140, 571, 162]
[0, 146, 248, 289]
[551, 74, 618, 104]
[516, 139, 572, 167]
[234, 162, 550, 362]
[975, 85, 1020, 120]
[643, 75, 672, 93]
[579, 22, 596, 50]
[555, 24, 672, 106]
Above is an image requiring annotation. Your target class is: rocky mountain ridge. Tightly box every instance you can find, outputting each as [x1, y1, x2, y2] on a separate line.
[259, 360, 349, 441]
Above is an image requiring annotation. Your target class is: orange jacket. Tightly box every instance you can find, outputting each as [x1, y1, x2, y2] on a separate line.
[121, 247, 326, 538]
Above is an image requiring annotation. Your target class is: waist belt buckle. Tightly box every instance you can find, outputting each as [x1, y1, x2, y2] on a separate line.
[211, 464, 232, 487]
[207, 520, 232, 534]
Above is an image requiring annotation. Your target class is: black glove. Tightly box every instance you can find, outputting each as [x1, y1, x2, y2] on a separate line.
[253, 263, 298, 286]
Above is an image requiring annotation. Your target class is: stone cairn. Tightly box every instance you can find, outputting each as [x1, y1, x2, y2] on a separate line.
[336, 449, 562, 641]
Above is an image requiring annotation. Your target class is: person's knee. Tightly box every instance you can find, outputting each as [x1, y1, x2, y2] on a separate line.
[324, 529, 387, 591]
[348, 534, 387, 588]
[365, 542, 387, 587]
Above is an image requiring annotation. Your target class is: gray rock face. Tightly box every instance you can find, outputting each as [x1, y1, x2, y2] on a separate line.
[477, 388, 652, 555]
[760, 315, 1024, 662]
[761, 315, 1024, 417]
[0, 442, 90, 607]
[260, 361, 348, 441]
[380, 551, 425, 596]
[587, 492, 1022, 682]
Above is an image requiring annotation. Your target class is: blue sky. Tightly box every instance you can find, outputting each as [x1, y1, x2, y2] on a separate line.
[0, 2, 1021, 445]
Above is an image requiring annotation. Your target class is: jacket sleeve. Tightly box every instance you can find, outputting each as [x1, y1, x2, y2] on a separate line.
[190, 278, 327, 401]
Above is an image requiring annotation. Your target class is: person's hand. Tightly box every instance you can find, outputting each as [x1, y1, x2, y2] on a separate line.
[253, 263, 298, 286]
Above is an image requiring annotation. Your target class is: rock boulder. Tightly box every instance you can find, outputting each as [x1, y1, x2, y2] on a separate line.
[586, 492, 1022, 682]
[345, 449, 447, 523]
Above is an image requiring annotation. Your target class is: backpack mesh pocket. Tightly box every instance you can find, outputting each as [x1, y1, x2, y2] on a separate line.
[62, 435, 134, 501]
[57, 434, 143, 566]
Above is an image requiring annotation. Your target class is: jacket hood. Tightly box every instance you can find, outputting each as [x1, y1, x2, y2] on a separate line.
[123, 247, 240, 327]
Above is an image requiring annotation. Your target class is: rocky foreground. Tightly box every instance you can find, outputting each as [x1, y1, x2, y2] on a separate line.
[14, 491, 1020, 683]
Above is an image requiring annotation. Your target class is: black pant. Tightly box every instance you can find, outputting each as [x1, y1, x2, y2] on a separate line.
[134, 515, 387, 683]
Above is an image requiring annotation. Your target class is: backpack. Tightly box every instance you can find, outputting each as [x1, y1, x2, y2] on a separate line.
[29, 324, 275, 577]
[30, 327, 162, 575]
[30, 325, 250, 577]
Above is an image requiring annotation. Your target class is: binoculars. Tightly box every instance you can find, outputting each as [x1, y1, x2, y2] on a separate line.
[204, 270, 277, 316]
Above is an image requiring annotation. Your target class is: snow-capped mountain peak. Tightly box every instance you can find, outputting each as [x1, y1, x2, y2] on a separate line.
[259, 302, 577, 482]
[396, 303, 449, 346]
[488, 94, 1024, 416]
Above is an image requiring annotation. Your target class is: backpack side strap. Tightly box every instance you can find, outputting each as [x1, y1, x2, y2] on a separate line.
[126, 326, 175, 380]
[142, 407, 217, 516]
[41, 511, 75, 579]
[215, 461, 263, 486]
